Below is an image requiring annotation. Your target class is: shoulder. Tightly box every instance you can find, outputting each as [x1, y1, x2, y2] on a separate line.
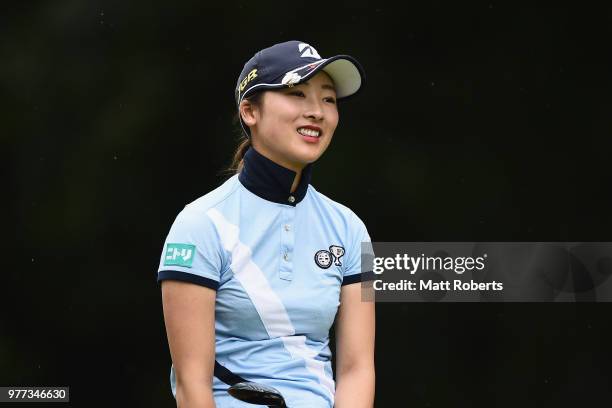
[171, 175, 241, 231]
[307, 185, 368, 234]
[180, 175, 240, 216]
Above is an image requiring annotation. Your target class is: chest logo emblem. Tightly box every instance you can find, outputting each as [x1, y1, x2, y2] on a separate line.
[314, 245, 345, 269]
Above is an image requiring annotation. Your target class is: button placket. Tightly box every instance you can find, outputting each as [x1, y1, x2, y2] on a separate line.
[279, 206, 295, 281]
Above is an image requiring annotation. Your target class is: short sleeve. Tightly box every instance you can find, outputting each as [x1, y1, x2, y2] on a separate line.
[157, 207, 225, 290]
[341, 212, 375, 286]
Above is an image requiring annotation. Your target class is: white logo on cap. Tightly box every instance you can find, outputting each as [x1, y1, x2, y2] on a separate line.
[298, 43, 321, 59]
[282, 72, 302, 86]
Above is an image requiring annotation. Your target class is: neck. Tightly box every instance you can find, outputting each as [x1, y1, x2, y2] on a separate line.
[250, 142, 305, 192]
[268, 156, 304, 191]
[238, 147, 313, 207]
[290, 170, 302, 193]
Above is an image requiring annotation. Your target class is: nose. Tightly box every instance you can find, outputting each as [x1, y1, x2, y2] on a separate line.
[303, 98, 324, 121]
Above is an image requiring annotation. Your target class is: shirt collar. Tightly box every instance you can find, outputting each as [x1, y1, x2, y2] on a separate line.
[238, 147, 312, 206]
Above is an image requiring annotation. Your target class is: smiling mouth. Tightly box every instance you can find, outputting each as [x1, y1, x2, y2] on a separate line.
[297, 127, 321, 138]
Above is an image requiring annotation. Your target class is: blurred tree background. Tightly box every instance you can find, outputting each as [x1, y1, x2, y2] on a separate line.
[2, 1, 612, 407]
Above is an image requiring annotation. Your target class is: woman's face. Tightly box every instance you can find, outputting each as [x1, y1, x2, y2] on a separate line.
[243, 71, 339, 172]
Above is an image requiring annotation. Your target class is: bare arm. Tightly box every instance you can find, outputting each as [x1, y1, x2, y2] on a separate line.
[162, 280, 217, 408]
[333, 282, 375, 408]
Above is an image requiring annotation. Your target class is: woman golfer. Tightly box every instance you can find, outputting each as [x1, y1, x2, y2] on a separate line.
[158, 40, 375, 408]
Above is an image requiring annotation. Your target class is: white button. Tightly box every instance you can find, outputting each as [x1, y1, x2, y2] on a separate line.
[283, 252, 290, 261]
[288, 195, 295, 203]
[284, 224, 291, 232]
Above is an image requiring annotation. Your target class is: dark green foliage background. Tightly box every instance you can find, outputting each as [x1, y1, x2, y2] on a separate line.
[2, 2, 611, 407]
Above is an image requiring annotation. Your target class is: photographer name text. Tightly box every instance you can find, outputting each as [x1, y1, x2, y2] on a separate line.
[373, 279, 503, 291]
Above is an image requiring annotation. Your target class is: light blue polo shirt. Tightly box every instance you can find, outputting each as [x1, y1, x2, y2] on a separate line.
[158, 147, 371, 408]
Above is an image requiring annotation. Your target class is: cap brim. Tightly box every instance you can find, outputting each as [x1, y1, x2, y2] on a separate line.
[285, 55, 365, 99]
[318, 55, 365, 99]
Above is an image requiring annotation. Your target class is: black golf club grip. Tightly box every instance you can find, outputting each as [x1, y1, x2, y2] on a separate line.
[227, 381, 288, 407]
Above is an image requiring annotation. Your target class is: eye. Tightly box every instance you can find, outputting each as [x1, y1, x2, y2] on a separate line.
[324, 96, 336, 104]
[288, 90, 305, 97]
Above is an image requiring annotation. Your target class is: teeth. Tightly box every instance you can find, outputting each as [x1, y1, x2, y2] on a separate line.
[297, 127, 320, 137]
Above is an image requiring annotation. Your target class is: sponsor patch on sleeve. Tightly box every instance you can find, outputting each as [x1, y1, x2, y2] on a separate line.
[164, 243, 196, 268]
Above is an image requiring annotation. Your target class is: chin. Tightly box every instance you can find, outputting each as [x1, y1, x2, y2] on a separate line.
[294, 150, 323, 165]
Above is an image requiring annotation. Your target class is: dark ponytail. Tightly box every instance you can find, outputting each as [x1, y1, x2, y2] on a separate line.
[228, 137, 251, 174]
[225, 92, 264, 174]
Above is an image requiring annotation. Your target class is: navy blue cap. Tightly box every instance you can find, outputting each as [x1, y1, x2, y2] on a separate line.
[235, 40, 365, 137]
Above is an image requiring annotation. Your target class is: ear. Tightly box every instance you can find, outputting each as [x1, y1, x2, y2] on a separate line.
[239, 99, 259, 127]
